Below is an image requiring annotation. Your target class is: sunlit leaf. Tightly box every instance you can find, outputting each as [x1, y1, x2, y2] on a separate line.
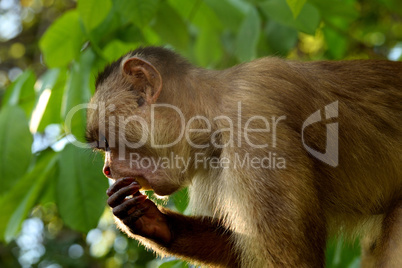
[57, 144, 107, 233]
[78, 0, 112, 31]
[36, 69, 67, 132]
[235, 7, 261, 62]
[159, 260, 189, 268]
[1, 70, 36, 118]
[0, 150, 57, 242]
[39, 10, 84, 68]
[29, 69, 60, 133]
[61, 49, 96, 142]
[0, 106, 33, 195]
[37, 69, 60, 96]
[286, 0, 306, 18]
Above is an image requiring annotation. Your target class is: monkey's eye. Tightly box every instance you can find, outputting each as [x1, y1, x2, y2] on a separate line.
[104, 138, 110, 152]
[97, 136, 110, 152]
[137, 96, 145, 107]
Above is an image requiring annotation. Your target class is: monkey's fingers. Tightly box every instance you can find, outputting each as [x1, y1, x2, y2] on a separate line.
[107, 177, 140, 196]
[122, 207, 150, 231]
[112, 195, 148, 219]
[107, 183, 141, 207]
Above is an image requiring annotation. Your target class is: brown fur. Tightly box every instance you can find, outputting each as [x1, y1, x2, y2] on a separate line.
[86, 47, 402, 267]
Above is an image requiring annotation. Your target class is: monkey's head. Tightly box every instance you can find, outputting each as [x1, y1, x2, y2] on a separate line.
[86, 47, 197, 196]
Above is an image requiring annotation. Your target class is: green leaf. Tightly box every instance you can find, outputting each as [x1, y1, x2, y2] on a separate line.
[78, 0, 112, 31]
[87, 5, 123, 46]
[115, 0, 160, 28]
[5, 152, 57, 242]
[57, 144, 107, 233]
[0, 106, 33, 195]
[381, 0, 402, 16]
[37, 164, 58, 204]
[203, 0, 246, 31]
[235, 7, 261, 62]
[1, 70, 36, 118]
[103, 40, 139, 62]
[152, 2, 189, 51]
[286, 0, 306, 18]
[29, 69, 60, 133]
[37, 69, 60, 96]
[326, 238, 361, 268]
[115, 24, 144, 44]
[39, 10, 84, 68]
[323, 27, 348, 59]
[168, 0, 222, 30]
[172, 188, 189, 213]
[142, 26, 161, 45]
[260, 0, 321, 35]
[36, 69, 67, 132]
[195, 26, 223, 67]
[309, 0, 358, 22]
[265, 20, 298, 56]
[0, 150, 57, 242]
[159, 260, 189, 268]
[62, 49, 96, 142]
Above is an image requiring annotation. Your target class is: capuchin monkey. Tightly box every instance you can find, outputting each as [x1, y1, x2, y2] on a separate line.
[86, 46, 402, 267]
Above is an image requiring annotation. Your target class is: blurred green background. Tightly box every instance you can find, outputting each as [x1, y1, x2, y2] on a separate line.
[0, 0, 401, 267]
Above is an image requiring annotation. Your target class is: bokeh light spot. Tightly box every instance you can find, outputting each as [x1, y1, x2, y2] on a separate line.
[10, 42, 26, 58]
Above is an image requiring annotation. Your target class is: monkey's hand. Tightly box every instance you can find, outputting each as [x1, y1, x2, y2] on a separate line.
[106, 177, 172, 244]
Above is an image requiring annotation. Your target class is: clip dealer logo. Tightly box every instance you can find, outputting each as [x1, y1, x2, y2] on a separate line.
[301, 101, 339, 167]
[66, 100, 339, 169]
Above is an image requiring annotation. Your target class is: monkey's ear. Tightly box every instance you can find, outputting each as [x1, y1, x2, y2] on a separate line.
[122, 57, 162, 104]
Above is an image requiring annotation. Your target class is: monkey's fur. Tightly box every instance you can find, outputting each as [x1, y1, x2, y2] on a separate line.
[86, 47, 402, 267]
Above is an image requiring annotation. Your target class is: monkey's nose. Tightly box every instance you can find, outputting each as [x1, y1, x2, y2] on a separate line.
[103, 166, 112, 178]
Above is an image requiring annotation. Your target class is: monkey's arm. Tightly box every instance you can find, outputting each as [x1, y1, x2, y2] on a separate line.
[158, 209, 238, 267]
[107, 178, 239, 267]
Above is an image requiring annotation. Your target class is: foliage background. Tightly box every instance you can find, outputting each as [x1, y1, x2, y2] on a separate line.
[0, 0, 401, 267]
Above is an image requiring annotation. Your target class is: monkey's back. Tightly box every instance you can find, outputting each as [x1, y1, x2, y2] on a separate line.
[226, 58, 402, 216]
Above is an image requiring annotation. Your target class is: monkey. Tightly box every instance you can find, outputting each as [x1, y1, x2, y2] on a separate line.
[85, 46, 402, 267]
